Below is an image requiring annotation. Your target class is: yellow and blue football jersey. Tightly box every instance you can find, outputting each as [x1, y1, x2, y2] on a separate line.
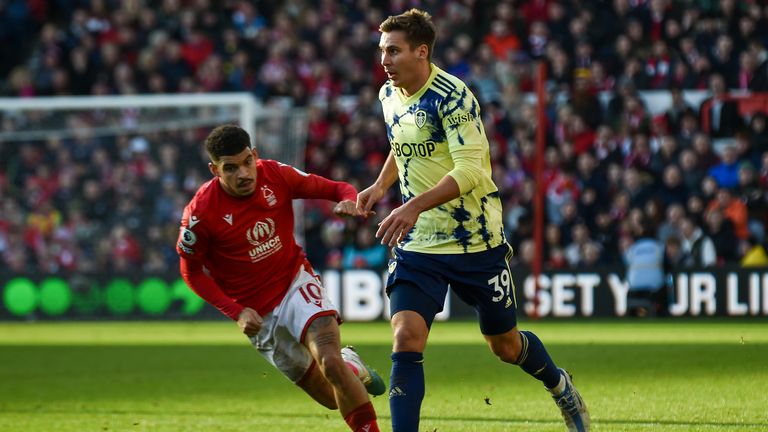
[379, 64, 505, 254]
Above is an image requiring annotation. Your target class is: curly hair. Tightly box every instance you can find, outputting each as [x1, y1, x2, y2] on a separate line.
[204, 124, 251, 161]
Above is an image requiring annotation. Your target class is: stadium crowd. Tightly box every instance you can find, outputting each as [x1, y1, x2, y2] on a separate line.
[1, 0, 768, 276]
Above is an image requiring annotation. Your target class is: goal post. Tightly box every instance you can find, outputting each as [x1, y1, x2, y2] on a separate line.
[0, 91, 307, 170]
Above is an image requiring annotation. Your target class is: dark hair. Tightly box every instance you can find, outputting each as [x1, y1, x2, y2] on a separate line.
[379, 9, 436, 60]
[634, 218, 657, 240]
[205, 125, 251, 161]
[665, 235, 682, 247]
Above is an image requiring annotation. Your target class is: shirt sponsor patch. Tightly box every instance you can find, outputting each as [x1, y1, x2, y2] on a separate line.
[181, 228, 197, 245]
[178, 242, 195, 255]
[444, 112, 475, 126]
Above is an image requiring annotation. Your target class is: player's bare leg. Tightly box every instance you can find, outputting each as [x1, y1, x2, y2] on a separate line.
[484, 326, 522, 363]
[304, 316, 379, 431]
[485, 327, 590, 431]
[296, 364, 337, 409]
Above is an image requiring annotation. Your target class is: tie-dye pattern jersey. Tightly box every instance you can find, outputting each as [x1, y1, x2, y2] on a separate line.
[379, 65, 506, 254]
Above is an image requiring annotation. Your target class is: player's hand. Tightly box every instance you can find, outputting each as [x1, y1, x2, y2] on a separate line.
[356, 184, 385, 217]
[334, 200, 372, 218]
[237, 307, 263, 337]
[376, 201, 420, 247]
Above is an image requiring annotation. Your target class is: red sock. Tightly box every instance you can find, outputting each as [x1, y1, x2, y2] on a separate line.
[344, 401, 379, 432]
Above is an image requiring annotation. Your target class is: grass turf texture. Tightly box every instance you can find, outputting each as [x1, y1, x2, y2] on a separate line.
[0, 320, 766, 431]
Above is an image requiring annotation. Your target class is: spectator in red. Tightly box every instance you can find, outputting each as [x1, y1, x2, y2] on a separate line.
[485, 20, 521, 60]
[646, 40, 672, 89]
[648, 0, 671, 41]
[736, 162, 768, 241]
[624, 133, 654, 174]
[706, 187, 749, 240]
[520, 0, 551, 23]
[181, 28, 214, 72]
[589, 61, 615, 91]
[571, 114, 597, 155]
[110, 224, 142, 272]
[737, 50, 759, 90]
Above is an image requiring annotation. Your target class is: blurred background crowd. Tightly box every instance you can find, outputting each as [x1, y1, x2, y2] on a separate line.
[1, 0, 768, 276]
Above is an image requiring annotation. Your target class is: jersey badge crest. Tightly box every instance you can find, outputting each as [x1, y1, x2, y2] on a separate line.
[388, 260, 397, 274]
[414, 109, 427, 128]
[262, 185, 277, 206]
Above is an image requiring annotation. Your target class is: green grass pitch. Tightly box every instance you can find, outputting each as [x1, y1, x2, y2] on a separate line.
[0, 320, 766, 431]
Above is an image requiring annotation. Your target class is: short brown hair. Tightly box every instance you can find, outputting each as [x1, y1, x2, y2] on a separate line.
[205, 124, 251, 161]
[379, 9, 436, 60]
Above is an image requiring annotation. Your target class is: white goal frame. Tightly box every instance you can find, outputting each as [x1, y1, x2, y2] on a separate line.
[0, 92, 309, 241]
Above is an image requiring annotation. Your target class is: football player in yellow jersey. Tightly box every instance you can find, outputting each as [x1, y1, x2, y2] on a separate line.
[356, 9, 590, 432]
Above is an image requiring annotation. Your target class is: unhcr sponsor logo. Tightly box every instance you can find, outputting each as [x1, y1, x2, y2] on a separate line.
[248, 236, 282, 262]
[246, 218, 283, 262]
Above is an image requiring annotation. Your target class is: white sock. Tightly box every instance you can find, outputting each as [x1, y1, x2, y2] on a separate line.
[548, 373, 566, 395]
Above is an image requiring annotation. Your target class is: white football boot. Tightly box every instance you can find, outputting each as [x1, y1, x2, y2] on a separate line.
[550, 368, 590, 431]
[341, 345, 386, 396]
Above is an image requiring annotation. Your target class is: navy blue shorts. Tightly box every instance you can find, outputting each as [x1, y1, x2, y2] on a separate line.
[386, 243, 518, 335]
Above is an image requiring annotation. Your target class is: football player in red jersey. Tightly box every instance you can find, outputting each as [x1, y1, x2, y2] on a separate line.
[177, 125, 383, 432]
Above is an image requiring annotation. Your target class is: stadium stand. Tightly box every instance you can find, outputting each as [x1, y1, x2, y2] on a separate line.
[1, 0, 767, 274]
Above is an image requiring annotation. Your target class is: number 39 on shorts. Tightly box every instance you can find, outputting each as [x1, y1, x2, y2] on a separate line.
[488, 269, 513, 303]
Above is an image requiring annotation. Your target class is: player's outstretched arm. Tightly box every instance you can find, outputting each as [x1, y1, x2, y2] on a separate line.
[357, 151, 399, 215]
[334, 199, 373, 218]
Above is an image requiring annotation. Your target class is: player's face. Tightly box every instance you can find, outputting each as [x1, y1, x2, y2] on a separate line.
[210, 147, 258, 197]
[379, 30, 428, 95]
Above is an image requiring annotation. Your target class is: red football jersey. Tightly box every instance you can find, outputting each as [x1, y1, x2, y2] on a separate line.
[177, 159, 356, 318]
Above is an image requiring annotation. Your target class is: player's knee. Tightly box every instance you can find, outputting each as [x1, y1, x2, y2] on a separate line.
[488, 332, 522, 364]
[490, 342, 519, 363]
[392, 323, 427, 352]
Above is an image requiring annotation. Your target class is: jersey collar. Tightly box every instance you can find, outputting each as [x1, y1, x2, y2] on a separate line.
[397, 63, 441, 104]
